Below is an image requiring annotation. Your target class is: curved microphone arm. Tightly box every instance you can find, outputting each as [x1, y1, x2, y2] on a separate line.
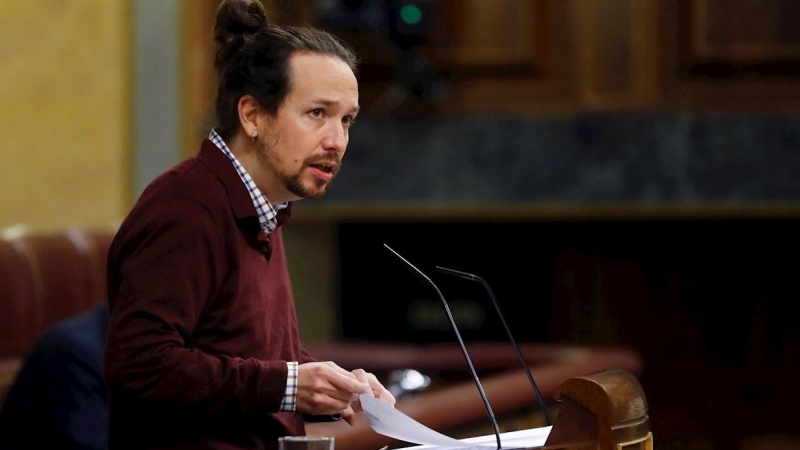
[384, 244, 503, 450]
[436, 266, 552, 426]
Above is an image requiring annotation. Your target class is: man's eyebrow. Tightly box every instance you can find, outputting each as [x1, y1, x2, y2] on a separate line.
[309, 98, 360, 114]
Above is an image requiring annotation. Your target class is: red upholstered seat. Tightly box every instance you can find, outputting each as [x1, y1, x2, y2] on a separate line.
[0, 227, 115, 403]
[0, 236, 36, 360]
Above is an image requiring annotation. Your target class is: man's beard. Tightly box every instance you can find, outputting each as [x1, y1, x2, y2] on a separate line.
[257, 138, 338, 200]
[284, 171, 328, 199]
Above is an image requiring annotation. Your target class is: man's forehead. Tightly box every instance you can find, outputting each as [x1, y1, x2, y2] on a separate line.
[289, 53, 357, 84]
[287, 54, 359, 105]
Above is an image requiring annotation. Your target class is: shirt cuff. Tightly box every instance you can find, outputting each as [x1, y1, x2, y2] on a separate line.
[280, 361, 298, 412]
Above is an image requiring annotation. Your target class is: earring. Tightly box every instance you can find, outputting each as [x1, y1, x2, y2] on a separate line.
[250, 132, 257, 143]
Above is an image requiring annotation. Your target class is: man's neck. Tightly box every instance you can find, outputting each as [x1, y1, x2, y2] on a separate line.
[226, 133, 285, 204]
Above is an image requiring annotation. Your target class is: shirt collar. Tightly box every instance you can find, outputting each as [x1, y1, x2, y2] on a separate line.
[209, 129, 288, 235]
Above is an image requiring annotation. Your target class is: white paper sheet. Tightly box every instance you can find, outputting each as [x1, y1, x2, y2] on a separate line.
[359, 394, 551, 450]
[399, 426, 552, 450]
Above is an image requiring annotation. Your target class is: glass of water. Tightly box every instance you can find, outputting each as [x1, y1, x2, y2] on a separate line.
[278, 436, 334, 450]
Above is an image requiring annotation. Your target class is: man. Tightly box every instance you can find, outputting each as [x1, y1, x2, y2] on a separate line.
[0, 304, 109, 450]
[103, 0, 395, 448]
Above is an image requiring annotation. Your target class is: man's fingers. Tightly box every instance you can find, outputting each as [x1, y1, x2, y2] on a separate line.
[323, 366, 370, 395]
[353, 368, 396, 406]
[340, 406, 357, 426]
[350, 369, 373, 395]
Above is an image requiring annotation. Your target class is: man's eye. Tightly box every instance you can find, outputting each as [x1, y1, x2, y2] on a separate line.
[311, 109, 324, 117]
[343, 116, 356, 126]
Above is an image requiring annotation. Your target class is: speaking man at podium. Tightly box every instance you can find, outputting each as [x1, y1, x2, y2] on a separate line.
[103, 1, 394, 448]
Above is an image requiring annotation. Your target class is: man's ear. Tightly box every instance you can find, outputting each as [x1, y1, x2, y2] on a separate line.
[238, 95, 261, 140]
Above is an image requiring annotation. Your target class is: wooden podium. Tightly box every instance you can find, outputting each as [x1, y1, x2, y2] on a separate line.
[541, 368, 652, 450]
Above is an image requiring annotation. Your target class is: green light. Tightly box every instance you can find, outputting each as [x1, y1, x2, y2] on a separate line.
[400, 4, 423, 25]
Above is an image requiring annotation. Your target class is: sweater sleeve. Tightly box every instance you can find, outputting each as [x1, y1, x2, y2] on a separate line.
[104, 198, 287, 414]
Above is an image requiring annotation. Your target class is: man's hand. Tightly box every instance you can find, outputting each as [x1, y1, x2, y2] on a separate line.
[296, 362, 397, 426]
[296, 362, 370, 423]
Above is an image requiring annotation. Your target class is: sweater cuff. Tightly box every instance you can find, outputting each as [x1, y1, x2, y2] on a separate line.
[280, 361, 298, 411]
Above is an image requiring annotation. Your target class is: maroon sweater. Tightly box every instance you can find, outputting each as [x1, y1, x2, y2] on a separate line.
[104, 138, 315, 449]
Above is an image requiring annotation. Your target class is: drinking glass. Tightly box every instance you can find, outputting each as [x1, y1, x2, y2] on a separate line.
[278, 436, 335, 450]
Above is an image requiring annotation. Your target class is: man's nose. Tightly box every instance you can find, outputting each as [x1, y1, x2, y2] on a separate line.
[323, 123, 347, 153]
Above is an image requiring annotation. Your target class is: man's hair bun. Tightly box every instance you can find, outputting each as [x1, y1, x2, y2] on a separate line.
[213, 0, 268, 66]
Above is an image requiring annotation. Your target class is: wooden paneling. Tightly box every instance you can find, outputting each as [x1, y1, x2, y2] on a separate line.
[660, 0, 800, 110]
[572, 0, 659, 109]
[437, 0, 545, 71]
[433, 0, 575, 114]
[690, 0, 800, 60]
[183, 0, 800, 119]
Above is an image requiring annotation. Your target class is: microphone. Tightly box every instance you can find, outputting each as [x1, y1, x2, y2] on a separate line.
[383, 244, 504, 450]
[435, 265, 553, 426]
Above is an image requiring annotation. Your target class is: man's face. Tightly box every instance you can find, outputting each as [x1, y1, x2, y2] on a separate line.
[256, 52, 359, 202]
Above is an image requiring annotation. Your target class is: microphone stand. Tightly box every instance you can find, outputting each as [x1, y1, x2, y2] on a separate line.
[384, 244, 503, 449]
[436, 266, 552, 426]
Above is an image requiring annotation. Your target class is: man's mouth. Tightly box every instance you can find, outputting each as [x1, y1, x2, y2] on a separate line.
[307, 159, 340, 181]
[308, 156, 341, 173]
[309, 162, 335, 174]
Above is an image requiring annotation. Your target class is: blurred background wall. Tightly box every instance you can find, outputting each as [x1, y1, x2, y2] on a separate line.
[2, 1, 800, 449]
[0, 1, 130, 231]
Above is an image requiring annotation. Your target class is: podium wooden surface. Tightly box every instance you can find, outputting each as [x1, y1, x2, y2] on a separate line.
[542, 369, 652, 450]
